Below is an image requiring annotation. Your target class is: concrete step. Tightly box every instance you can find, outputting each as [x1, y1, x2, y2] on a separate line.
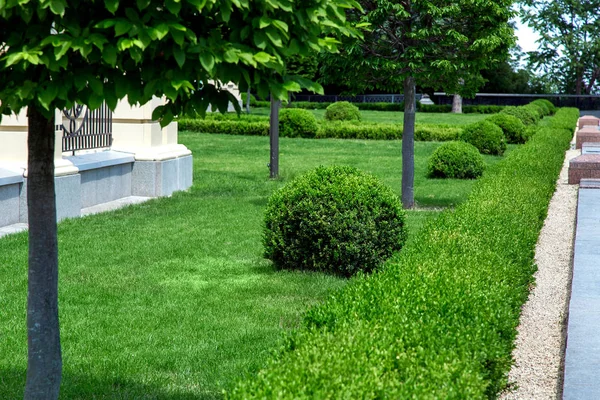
[579, 179, 600, 189]
[81, 196, 152, 216]
[0, 223, 28, 239]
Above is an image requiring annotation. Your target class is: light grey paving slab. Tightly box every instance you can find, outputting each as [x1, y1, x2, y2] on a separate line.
[0, 223, 28, 238]
[564, 188, 600, 399]
[81, 196, 151, 216]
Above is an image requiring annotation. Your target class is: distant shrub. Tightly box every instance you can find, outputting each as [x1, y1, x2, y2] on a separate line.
[524, 103, 545, 119]
[460, 120, 506, 155]
[486, 113, 527, 144]
[325, 101, 362, 121]
[289, 101, 331, 110]
[317, 122, 402, 140]
[428, 141, 485, 179]
[529, 99, 551, 116]
[532, 99, 556, 115]
[500, 106, 539, 126]
[358, 102, 404, 111]
[419, 104, 453, 113]
[240, 92, 257, 107]
[280, 109, 319, 138]
[415, 124, 462, 141]
[263, 165, 407, 277]
[178, 118, 268, 136]
[463, 105, 505, 114]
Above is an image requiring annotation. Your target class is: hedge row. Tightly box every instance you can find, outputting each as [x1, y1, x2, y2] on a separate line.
[230, 108, 579, 399]
[179, 118, 462, 142]
[286, 101, 504, 114]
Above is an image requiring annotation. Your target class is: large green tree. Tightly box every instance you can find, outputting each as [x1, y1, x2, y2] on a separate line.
[520, 0, 600, 94]
[319, 0, 515, 208]
[0, 0, 357, 398]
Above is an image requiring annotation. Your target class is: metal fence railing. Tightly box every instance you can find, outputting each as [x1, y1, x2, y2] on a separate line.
[294, 92, 600, 110]
[293, 94, 423, 103]
[432, 93, 600, 110]
[58, 102, 113, 154]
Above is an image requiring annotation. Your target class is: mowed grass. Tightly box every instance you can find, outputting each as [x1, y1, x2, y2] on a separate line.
[0, 132, 510, 399]
[251, 107, 489, 125]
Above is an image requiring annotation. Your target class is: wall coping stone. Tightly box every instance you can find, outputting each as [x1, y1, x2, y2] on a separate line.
[0, 167, 24, 186]
[66, 150, 135, 172]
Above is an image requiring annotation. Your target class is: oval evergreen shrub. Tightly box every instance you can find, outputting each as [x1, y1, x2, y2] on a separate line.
[529, 99, 550, 116]
[279, 109, 319, 138]
[428, 141, 485, 179]
[500, 106, 539, 126]
[532, 99, 556, 115]
[263, 165, 407, 277]
[324, 101, 362, 121]
[486, 113, 527, 144]
[460, 121, 507, 155]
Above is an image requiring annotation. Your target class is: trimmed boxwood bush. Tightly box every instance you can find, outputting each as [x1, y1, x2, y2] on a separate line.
[263, 165, 407, 277]
[415, 124, 462, 141]
[500, 106, 539, 126]
[317, 121, 402, 140]
[178, 118, 269, 136]
[279, 109, 319, 138]
[486, 113, 527, 144]
[428, 141, 485, 179]
[324, 101, 362, 121]
[532, 99, 556, 115]
[230, 108, 579, 399]
[460, 120, 506, 155]
[529, 99, 550, 116]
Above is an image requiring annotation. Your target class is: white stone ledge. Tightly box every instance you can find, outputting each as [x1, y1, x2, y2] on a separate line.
[66, 150, 135, 172]
[112, 144, 192, 161]
[0, 168, 23, 186]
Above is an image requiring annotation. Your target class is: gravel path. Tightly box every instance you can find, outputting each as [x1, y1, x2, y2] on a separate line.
[500, 144, 579, 399]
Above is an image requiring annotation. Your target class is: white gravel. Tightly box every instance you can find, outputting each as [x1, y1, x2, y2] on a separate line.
[500, 144, 580, 400]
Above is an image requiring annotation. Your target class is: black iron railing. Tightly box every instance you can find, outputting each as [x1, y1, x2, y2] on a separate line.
[293, 94, 422, 103]
[58, 102, 113, 154]
[433, 93, 600, 110]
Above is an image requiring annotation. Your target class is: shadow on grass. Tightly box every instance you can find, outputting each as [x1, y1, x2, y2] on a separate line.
[0, 368, 224, 400]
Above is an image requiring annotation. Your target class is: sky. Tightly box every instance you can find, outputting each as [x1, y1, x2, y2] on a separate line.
[514, 18, 540, 53]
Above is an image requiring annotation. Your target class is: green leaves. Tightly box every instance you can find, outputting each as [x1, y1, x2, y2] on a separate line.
[1, 0, 360, 127]
[199, 52, 215, 72]
[105, 0, 119, 13]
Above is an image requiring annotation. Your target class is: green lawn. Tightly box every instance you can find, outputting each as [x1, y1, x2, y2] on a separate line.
[0, 133, 510, 398]
[251, 107, 489, 125]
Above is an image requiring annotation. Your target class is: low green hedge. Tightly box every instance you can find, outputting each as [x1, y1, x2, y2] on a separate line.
[230, 108, 579, 399]
[180, 118, 462, 142]
[289, 102, 504, 114]
[178, 119, 269, 136]
[316, 121, 402, 140]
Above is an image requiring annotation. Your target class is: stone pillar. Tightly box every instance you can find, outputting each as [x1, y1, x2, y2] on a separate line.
[110, 97, 193, 197]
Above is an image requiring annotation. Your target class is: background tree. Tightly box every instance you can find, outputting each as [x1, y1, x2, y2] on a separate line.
[520, 0, 600, 94]
[319, 0, 515, 208]
[0, 0, 357, 398]
[269, 52, 319, 179]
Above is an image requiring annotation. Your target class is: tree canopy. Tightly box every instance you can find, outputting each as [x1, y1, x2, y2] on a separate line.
[319, 0, 515, 97]
[520, 0, 600, 94]
[0, 0, 358, 123]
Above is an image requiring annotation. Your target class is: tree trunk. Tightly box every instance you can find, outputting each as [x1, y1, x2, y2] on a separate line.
[245, 87, 251, 114]
[451, 93, 462, 113]
[269, 94, 281, 179]
[402, 76, 416, 209]
[24, 106, 62, 400]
